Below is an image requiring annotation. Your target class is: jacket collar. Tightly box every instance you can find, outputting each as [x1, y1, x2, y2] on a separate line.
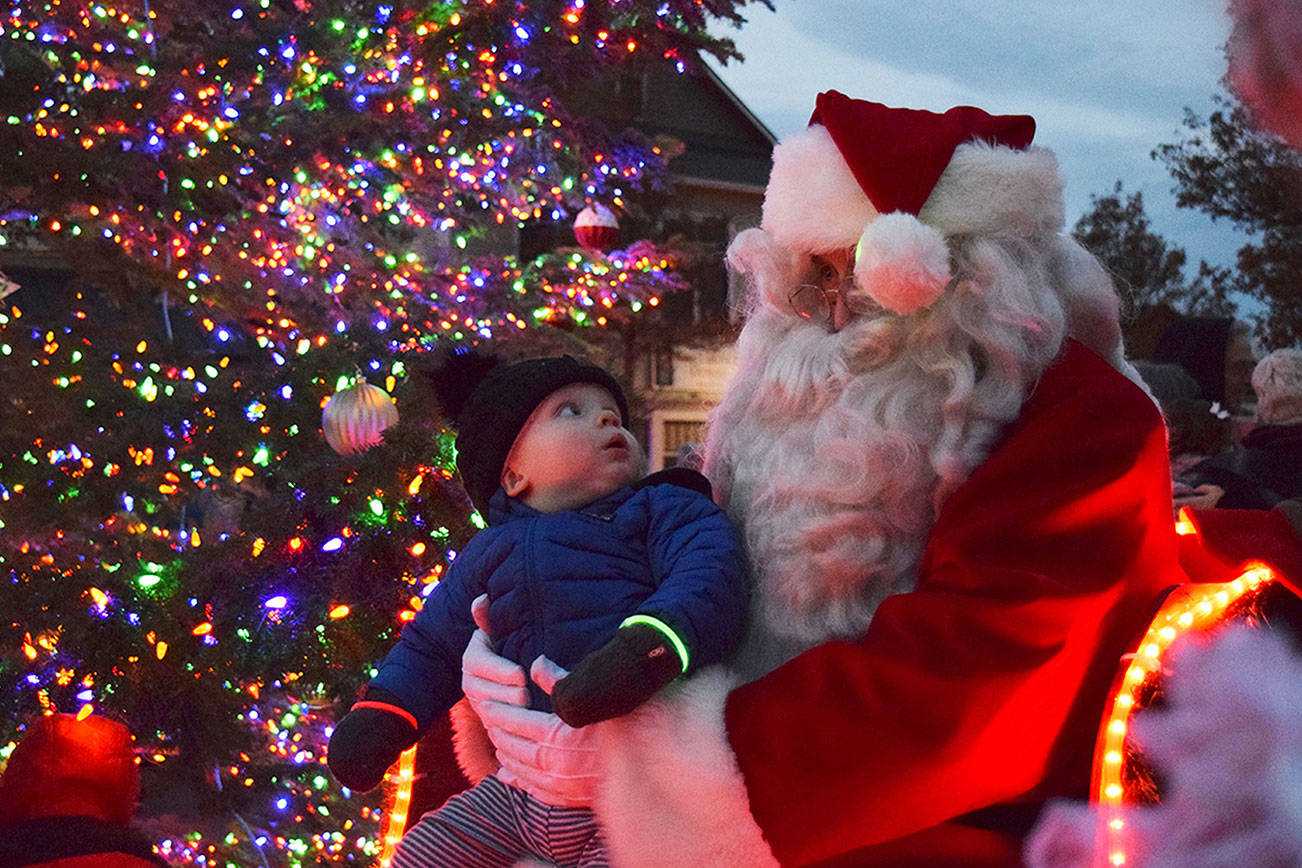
[485, 484, 635, 525]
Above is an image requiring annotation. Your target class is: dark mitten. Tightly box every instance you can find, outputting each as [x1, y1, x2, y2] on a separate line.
[327, 698, 418, 792]
[550, 622, 685, 728]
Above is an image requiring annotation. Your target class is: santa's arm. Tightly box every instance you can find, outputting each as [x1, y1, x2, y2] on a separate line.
[1176, 504, 1302, 594]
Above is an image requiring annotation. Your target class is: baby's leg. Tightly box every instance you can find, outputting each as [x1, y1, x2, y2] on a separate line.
[515, 795, 604, 868]
[393, 776, 528, 868]
[574, 832, 608, 868]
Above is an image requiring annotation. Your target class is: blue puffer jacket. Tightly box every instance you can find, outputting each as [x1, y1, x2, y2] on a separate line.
[368, 470, 749, 726]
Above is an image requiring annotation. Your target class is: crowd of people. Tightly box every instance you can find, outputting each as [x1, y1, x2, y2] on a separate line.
[1132, 310, 1302, 514]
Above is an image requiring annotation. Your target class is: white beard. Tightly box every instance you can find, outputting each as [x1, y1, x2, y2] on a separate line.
[705, 308, 948, 674]
[704, 229, 1129, 679]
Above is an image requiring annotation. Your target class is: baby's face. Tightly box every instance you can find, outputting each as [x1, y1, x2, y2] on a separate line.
[501, 382, 644, 513]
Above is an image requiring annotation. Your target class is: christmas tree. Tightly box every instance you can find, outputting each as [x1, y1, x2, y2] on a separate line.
[0, 1, 767, 864]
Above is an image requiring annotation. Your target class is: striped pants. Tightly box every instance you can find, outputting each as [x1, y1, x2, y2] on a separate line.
[393, 775, 608, 868]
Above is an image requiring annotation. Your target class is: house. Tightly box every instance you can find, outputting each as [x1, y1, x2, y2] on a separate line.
[552, 61, 777, 470]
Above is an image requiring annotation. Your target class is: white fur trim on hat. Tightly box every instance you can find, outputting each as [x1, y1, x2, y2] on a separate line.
[761, 124, 878, 253]
[762, 130, 1064, 254]
[920, 141, 1064, 237]
[854, 212, 952, 315]
[595, 668, 779, 867]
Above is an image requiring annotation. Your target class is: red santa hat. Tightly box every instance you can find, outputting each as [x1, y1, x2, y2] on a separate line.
[761, 91, 1064, 315]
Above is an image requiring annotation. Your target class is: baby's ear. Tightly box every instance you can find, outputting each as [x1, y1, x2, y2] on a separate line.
[500, 464, 528, 498]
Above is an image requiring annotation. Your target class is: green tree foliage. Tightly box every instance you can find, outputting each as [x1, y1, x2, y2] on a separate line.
[0, 0, 769, 863]
[0, 279, 480, 864]
[1154, 94, 1302, 348]
[0, 0, 763, 341]
[1072, 181, 1234, 355]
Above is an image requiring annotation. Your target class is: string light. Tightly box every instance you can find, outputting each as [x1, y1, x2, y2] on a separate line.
[377, 746, 419, 867]
[0, 1, 690, 345]
[1, 0, 745, 860]
[1093, 513, 1279, 867]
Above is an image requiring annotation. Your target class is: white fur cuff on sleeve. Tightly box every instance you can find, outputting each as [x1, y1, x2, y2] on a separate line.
[595, 668, 780, 867]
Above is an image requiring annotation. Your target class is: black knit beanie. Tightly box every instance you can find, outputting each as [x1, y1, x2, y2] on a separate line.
[430, 353, 629, 514]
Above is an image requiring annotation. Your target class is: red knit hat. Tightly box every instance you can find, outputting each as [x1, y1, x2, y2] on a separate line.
[0, 713, 141, 824]
[761, 91, 1064, 315]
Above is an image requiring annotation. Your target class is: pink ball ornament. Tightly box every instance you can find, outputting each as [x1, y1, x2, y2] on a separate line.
[573, 203, 620, 254]
[322, 380, 399, 455]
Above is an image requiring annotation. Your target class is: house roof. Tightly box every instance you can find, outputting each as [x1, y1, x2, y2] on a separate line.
[562, 60, 776, 193]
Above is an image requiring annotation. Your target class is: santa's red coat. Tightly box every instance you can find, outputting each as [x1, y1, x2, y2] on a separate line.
[638, 340, 1293, 868]
[716, 340, 1176, 864]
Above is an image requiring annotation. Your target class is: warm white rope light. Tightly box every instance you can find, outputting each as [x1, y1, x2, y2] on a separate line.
[1091, 510, 1278, 867]
[377, 745, 419, 867]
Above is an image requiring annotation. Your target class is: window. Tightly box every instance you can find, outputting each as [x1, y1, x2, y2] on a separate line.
[662, 419, 705, 469]
[653, 346, 675, 386]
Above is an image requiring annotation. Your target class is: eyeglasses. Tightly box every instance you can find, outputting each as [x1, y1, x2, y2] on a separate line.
[789, 273, 959, 324]
[788, 250, 875, 326]
[789, 284, 835, 323]
[788, 282, 878, 325]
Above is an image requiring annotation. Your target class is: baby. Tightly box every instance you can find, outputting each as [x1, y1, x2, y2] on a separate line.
[328, 353, 748, 868]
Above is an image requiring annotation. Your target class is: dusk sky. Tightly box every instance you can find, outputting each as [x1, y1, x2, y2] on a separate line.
[707, 0, 1247, 272]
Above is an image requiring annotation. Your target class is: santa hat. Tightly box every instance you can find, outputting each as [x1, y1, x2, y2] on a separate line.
[761, 91, 1064, 315]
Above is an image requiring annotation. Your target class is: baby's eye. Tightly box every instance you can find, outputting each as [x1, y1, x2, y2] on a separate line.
[558, 403, 581, 417]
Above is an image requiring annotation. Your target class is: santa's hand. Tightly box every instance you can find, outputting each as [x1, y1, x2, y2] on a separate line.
[529, 654, 569, 695]
[458, 600, 599, 806]
[461, 595, 530, 709]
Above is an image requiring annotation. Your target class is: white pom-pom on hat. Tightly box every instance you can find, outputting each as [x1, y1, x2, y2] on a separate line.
[853, 212, 952, 315]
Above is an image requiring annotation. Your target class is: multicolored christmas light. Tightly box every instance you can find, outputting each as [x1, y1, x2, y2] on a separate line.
[1, 0, 767, 861]
[0, 0, 754, 342]
[0, 288, 467, 862]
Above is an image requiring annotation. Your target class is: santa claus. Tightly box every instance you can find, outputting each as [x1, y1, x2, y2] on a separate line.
[452, 92, 1302, 866]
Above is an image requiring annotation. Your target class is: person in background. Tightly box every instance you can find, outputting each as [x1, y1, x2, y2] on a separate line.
[1166, 396, 1236, 511]
[1129, 357, 1229, 510]
[1184, 348, 1302, 509]
[1151, 316, 1258, 419]
[0, 713, 165, 868]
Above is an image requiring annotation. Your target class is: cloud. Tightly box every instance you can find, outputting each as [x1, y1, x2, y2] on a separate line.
[712, 4, 1177, 144]
[771, 0, 1231, 115]
[708, 0, 1246, 267]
